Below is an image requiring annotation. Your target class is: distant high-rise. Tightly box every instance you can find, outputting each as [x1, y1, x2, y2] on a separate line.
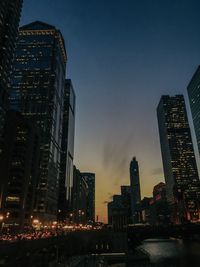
[72, 167, 88, 224]
[187, 66, 200, 155]
[129, 157, 141, 223]
[10, 21, 67, 222]
[58, 79, 76, 221]
[0, 0, 23, 153]
[0, 110, 40, 229]
[157, 95, 200, 223]
[81, 173, 95, 222]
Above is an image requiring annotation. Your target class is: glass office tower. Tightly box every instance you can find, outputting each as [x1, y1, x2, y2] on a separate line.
[0, 0, 23, 154]
[187, 66, 200, 155]
[157, 95, 200, 223]
[10, 21, 67, 222]
[81, 173, 95, 222]
[0, 110, 40, 229]
[58, 79, 76, 221]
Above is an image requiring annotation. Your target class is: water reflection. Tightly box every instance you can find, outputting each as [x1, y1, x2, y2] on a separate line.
[137, 238, 200, 267]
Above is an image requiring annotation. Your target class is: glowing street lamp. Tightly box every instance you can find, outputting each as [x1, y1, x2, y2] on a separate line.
[0, 215, 4, 233]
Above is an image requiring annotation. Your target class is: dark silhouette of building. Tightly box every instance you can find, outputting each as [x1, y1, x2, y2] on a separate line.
[0, 0, 23, 155]
[58, 79, 76, 221]
[81, 173, 95, 223]
[108, 186, 132, 230]
[72, 167, 88, 224]
[157, 95, 200, 223]
[129, 157, 141, 223]
[107, 195, 129, 231]
[121, 185, 132, 223]
[10, 21, 67, 222]
[141, 197, 153, 224]
[187, 66, 200, 155]
[0, 110, 40, 229]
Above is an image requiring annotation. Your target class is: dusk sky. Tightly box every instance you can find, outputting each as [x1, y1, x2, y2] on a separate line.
[21, 0, 200, 222]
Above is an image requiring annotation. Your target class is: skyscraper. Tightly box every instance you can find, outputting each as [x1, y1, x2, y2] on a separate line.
[129, 157, 141, 223]
[157, 95, 200, 223]
[187, 66, 200, 154]
[81, 173, 95, 222]
[0, 110, 40, 229]
[72, 167, 88, 224]
[58, 79, 76, 221]
[10, 21, 67, 222]
[0, 0, 23, 154]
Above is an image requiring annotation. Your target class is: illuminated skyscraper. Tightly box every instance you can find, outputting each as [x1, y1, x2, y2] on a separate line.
[0, 0, 23, 154]
[58, 79, 76, 221]
[129, 157, 141, 223]
[10, 21, 67, 222]
[157, 95, 200, 223]
[187, 66, 200, 155]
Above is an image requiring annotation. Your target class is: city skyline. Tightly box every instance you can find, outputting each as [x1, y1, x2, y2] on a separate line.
[1, 2, 200, 265]
[20, 0, 200, 222]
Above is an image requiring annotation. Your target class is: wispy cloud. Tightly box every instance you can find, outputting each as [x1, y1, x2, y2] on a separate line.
[151, 167, 163, 176]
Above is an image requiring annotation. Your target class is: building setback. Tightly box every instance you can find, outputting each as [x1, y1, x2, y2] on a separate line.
[58, 79, 75, 221]
[187, 66, 200, 155]
[157, 95, 200, 223]
[0, 0, 23, 154]
[0, 110, 40, 229]
[129, 157, 141, 223]
[10, 21, 67, 222]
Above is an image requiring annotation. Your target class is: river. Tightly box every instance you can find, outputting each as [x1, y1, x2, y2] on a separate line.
[107, 239, 200, 267]
[136, 238, 200, 266]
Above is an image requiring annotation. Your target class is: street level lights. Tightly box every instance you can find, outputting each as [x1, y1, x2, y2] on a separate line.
[0, 215, 4, 233]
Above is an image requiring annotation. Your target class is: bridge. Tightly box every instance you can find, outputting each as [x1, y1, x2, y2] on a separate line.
[0, 224, 200, 266]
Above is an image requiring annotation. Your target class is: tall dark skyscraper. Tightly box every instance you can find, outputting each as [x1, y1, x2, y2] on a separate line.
[187, 66, 200, 155]
[157, 95, 200, 223]
[72, 167, 88, 224]
[0, 110, 40, 229]
[81, 173, 95, 222]
[0, 0, 23, 153]
[10, 21, 67, 222]
[129, 157, 141, 223]
[58, 79, 76, 221]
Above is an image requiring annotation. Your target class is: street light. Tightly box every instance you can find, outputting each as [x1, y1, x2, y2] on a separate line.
[33, 219, 39, 224]
[0, 215, 4, 233]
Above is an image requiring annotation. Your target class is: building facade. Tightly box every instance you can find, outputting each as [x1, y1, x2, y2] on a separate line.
[10, 21, 67, 222]
[58, 79, 75, 221]
[81, 173, 95, 223]
[72, 167, 88, 224]
[187, 66, 200, 154]
[0, 110, 40, 229]
[129, 157, 141, 223]
[107, 195, 129, 231]
[150, 182, 170, 225]
[121, 185, 132, 224]
[0, 0, 23, 154]
[141, 197, 152, 224]
[157, 95, 200, 223]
